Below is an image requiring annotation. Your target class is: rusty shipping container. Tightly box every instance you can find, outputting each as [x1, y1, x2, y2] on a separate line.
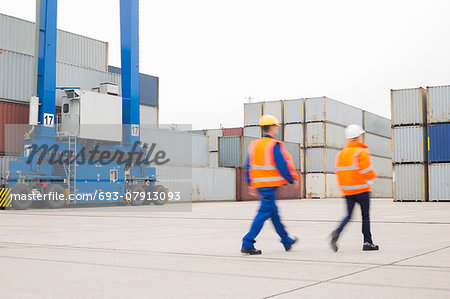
[0, 101, 29, 155]
[236, 168, 301, 201]
[223, 127, 243, 137]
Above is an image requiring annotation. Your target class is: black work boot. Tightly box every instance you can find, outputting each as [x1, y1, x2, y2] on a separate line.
[330, 231, 339, 252]
[363, 242, 379, 251]
[285, 236, 298, 252]
[241, 248, 262, 255]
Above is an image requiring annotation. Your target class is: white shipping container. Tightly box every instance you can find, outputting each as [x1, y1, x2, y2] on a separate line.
[306, 147, 340, 173]
[427, 85, 450, 124]
[140, 105, 158, 127]
[392, 126, 426, 163]
[391, 88, 426, 126]
[428, 163, 450, 201]
[263, 101, 283, 123]
[141, 129, 209, 167]
[209, 152, 218, 167]
[306, 173, 340, 199]
[371, 178, 392, 198]
[205, 129, 223, 152]
[364, 133, 392, 158]
[0, 50, 120, 104]
[243, 126, 261, 138]
[372, 156, 393, 178]
[393, 164, 427, 202]
[283, 99, 304, 124]
[244, 102, 262, 126]
[306, 122, 346, 148]
[0, 13, 108, 71]
[155, 165, 236, 202]
[363, 110, 390, 138]
[284, 123, 304, 146]
[305, 97, 363, 126]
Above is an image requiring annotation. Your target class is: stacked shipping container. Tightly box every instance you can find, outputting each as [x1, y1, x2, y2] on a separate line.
[391, 88, 429, 201]
[426, 86, 450, 201]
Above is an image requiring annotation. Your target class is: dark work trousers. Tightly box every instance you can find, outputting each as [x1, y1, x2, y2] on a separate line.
[334, 192, 373, 243]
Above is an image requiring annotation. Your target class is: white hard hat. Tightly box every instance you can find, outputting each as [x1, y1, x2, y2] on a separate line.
[345, 124, 365, 139]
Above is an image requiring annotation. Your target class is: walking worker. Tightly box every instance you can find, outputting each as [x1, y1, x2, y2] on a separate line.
[241, 114, 299, 255]
[330, 124, 379, 252]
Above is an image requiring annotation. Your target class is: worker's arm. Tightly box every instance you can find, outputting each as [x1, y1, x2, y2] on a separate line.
[244, 155, 251, 185]
[358, 150, 378, 181]
[273, 144, 295, 184]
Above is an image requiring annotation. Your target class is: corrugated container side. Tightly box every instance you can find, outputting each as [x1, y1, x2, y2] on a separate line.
[306, 122, 346, 148]
[428, 163, 450, 201]
[218, 136, 242, 167]
[427, 85, 450, 124]
[371, 178, 393, 198]
[391, 88, 426, 126]
[155, 165, 236, 202]
[243, 126, 261, 138]
[372, 156, 393, 178]
[305, 97, 363, 126]
[364, 133, 392, 158]
[140, 129, 208, 167]
[244, 102, 262, 126]
[306, 147, 340, 173]
[209, 152, 219, 167]
[0, 50, 34, 102]
[205, 129, 223, 152]
[263, 101, 283, 124]
[305, 173, 340, 199]
[283, 142, 301, 170]
[393, 164, 428, 201]
[428, 124, 450, 162]
[283, 99, 304, 124]
[0, 13, 108, 71]
[284, 123, 303, 146]
[392, 126, 426, 163]
[223, 127, 243, 136]
[0, 102, 29, 155]
[363, 111, 391, 138]
[191, 167, 236, 201]
[0, 155, 19, 186]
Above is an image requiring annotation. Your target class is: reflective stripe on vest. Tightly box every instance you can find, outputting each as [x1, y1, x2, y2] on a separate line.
[249, 165, 278, 170]
[360, 166, 373, 174]
[339, 184, 371, 190]
[336, 165, 359, 171]
[252, 176, 285, 183]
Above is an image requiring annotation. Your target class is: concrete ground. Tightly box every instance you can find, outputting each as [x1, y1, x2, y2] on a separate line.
[0, 199, 449, 299]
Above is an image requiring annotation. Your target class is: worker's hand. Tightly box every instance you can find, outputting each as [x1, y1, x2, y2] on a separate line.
[292, 179, 299, 189]
[249, 187, 258, 197]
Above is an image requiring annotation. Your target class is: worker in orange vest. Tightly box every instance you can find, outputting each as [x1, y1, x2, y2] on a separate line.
[241, 114, 299, 255]
[330, 124, 379, 252]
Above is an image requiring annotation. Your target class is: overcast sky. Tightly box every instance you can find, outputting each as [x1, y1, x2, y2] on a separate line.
[2, 0, 450, 129]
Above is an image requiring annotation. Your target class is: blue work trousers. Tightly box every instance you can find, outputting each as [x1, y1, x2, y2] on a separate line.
[242, 188, 294, 249]
[335, 191, 373, 243]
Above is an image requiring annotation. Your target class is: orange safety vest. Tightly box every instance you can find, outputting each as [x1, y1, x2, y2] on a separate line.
[335, 141, 378, 196]
[248, 137, 299, 188]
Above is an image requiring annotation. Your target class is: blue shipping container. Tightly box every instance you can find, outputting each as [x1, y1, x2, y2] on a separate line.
[428, 123, 450, 162]
[108, 66, 158, 107]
